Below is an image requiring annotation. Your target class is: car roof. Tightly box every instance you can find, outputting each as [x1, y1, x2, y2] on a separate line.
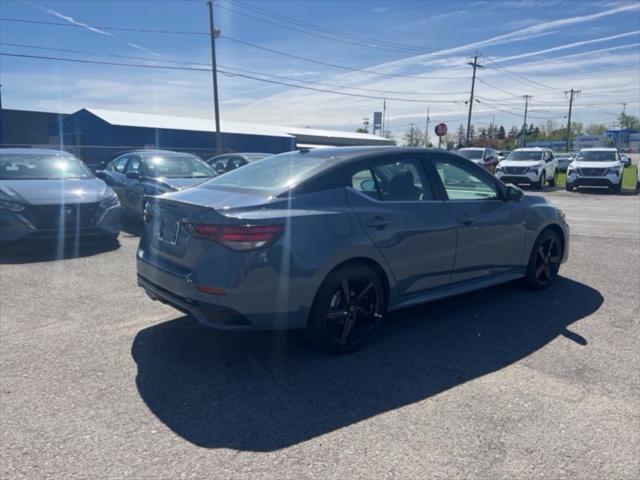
[0, 148, 75, 156]
[119, 149, 199, 158]
[512, 147, 547, 151]
[580, 148, 617, 151]
[458, 147, 486, 151]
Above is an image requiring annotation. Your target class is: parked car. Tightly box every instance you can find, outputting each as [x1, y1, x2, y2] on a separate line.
[495, 148, 558, 190]
[206, 152, 272, 175]
[457, 147, 499, 169]
[620, 154, 631, 167]
[137, 147, 569, 352]
[566, 148, 624, 193]
[554, 153, 574, 172]
[97, 150, 216, 218]
[0, 148, 121, 242]
[636, 162, 640, 193]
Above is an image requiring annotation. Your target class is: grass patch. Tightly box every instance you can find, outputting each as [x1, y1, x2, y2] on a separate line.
[554, 165, 638, 190]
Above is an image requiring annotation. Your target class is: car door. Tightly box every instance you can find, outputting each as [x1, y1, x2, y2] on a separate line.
[346, 154, 457, 296]
[108, 155, 130, 202]
[428, 155, 526, 284]
[123, 154, 144, 214]
[544, 151, 555, 178]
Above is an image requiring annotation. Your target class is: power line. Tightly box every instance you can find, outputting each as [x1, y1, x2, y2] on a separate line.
[227, 0, 439, 54]
[479, 54, 560, 91]
[0, 52, 464, 103]
[215, 2, 436, 55]
[220, 36, 468, 80]
[0, 16, 208, 35]
[0, 41, 471, 96]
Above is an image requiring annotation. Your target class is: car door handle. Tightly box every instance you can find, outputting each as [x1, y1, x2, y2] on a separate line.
[456, 214, 475, 226]
[366, 216, 389, 230]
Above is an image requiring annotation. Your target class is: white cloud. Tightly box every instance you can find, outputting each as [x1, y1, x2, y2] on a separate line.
[127, 43, 162, 58]
[44, 9, 113, 36]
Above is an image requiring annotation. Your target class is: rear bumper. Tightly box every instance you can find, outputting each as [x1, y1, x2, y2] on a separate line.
[136, 246, 315, 331]
[0, 206, 121, 242]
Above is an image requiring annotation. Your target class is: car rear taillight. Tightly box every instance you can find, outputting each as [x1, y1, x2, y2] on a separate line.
[188, 223, 284, 251]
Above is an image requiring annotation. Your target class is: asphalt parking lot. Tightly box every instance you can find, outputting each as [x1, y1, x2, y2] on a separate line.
[1, 188, 639, 479]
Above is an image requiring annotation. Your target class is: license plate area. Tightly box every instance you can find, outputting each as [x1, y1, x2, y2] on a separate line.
[158, 219, 180, 245]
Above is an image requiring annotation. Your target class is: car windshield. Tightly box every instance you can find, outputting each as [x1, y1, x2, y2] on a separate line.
[200, 151, 336, 192]
[0, 153, 93, 180]
[576, 151, 617, 162]
[144, 154, 214, 178]
[507, 151, 544, 161]
[458, 149, 484, 159]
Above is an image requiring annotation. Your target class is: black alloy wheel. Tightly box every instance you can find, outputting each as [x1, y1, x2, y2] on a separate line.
[308, 264, 385, 353]
[525, 230, 562, 290]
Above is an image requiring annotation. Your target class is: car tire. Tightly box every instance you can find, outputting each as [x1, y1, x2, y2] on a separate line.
[611, 181, 622, 194]
[565, 183, 574, 192]
[307, 263, 385, 353]
[535, 171, 545, 190]
[548, 169, 557, 187]
[524, 229, 562, 290]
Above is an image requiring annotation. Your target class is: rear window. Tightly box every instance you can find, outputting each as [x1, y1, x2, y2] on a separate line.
[200, 151, 339, 193]
[507, 151, 544, 161]
[458, 149, 483, 159]
[144, 154, 214, 178]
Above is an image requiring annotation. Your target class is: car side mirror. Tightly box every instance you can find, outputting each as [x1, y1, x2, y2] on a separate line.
[360, 178, 376, 192]
[505, 184, 523, 202]
[95, 170, 106, 179]
[126, 171, 140, 180]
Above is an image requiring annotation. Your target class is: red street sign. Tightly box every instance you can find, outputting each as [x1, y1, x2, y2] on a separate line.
[435, 123, 448, 137]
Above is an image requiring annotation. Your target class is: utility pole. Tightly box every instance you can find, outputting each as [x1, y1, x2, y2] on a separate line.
[622, 102, 627, 114]
[382, 100, 386, 137]
[207, 0, 222, 154]
[466, 54, 483, 146]
[564, 89, 581, 151]
[521, 95, 531, 147]
[425, 107, 430, 147]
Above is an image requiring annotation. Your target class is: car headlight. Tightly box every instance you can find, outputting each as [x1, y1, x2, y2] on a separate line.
[99, 194, 120, 209]
[607, 167, 622, 175]
[0, 200, 26, 212]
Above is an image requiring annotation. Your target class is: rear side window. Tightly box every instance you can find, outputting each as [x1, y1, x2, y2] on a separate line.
[351, 159, 432, 201]
[114, 156, 128, 173]
[433, 159, 499, 200]
[126, 156, 141, 173]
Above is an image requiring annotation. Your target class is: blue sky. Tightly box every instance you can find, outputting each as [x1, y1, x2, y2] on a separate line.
[1, 0, 639, 137]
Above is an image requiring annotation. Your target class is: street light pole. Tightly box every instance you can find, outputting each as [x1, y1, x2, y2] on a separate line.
[207, 0, 222, 154]
[521, 95, 531, 147]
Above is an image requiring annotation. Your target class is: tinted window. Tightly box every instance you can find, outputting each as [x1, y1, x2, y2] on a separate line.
[0, 153, 93, 180]
[433, 159, 499, 200]
[372, 160, 430, 201]
[507, 151, 544, 161]
[126, 156, 141, 173]
[576, 150, 617, 162]
[144, 154, 214, 178]
[201, 151, 338, 193]
[114, 156, 129, 172]
[458, 149, 484, 160]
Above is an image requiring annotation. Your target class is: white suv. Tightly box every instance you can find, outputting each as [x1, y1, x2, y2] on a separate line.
[566, 148, 624, 193]
[495, 148, 558, 190]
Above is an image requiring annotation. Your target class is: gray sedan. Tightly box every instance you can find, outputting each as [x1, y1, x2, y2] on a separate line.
[137, 147, 569, 352]
[0, 148, 121, 242]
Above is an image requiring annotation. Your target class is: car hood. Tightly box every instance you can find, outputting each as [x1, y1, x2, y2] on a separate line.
[0, 178, 114, 205]
[570, 160, 621, 169]
[162, 185, 272, 210]
[153, 177, 213, 191]
[499, 160, 544, 168]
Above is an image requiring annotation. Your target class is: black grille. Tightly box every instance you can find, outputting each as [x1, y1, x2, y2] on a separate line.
[504, 167, 528, 174]
[578, 168, 607, 177]
[27, 203, 100, 229]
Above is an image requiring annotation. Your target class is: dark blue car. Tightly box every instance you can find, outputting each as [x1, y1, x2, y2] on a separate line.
[98, 150, 216, 218]
[0, 148, 121, 242]
[137, 147, 570, 352]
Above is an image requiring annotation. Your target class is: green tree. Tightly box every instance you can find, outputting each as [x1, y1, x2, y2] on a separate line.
[585, 123, 606, 136]
[618, 113, 640, 130]
[356, 128, 368, 133]
[497, 126, 506, 139]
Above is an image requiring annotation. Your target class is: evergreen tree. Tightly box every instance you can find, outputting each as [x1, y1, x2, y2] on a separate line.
[497, 126, 506, 139]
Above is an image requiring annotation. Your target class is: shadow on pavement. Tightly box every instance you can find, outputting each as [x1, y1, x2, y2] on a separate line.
[120, 216, 144, 237]
[0, 236, 119, 264]
[132, 276, 602, 452]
